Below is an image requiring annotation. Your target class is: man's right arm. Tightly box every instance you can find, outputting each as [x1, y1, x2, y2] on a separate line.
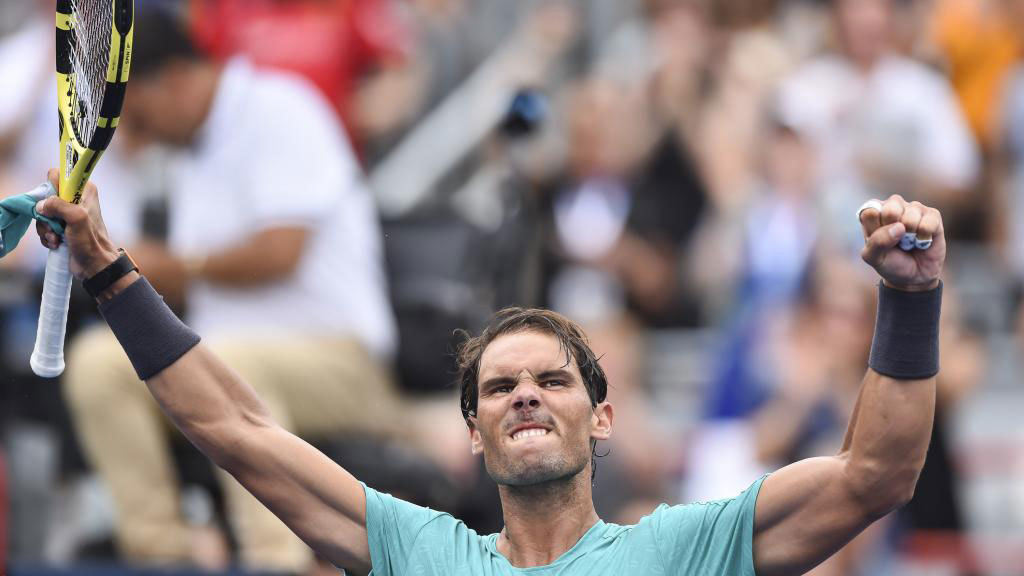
[34, 173, 374, 575]
[147, 344, 373, 574]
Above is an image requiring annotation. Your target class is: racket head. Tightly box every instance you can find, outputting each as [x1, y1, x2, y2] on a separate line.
[56, 0, 133, 203]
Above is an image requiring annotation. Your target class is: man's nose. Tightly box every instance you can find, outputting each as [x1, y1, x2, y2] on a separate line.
[512, 382, 542, 411]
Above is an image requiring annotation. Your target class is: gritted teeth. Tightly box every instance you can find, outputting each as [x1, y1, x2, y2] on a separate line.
[511, 428, 549, 441]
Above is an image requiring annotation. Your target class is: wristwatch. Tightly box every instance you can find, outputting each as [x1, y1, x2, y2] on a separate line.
[83, 249, 138, 298]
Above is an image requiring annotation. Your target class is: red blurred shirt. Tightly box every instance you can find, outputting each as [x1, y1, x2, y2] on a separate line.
[191, 0, 411, 138]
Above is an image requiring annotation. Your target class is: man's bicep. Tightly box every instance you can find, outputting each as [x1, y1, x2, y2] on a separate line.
[753, 456, 874, 576]
[226, 425, 372, 574]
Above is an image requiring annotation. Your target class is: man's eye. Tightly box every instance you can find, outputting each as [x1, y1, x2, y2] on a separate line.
[494, 385, 513, 394]
[542, 380, 564, 388]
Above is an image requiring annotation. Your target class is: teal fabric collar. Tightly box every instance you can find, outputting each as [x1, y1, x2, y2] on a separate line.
[0, 183, 65, 258]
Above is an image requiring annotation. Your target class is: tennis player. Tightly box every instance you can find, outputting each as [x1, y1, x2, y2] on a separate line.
[36, 174, 945, 575]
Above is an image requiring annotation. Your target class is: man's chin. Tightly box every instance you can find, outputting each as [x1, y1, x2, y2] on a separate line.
[488, 456, 584, 487]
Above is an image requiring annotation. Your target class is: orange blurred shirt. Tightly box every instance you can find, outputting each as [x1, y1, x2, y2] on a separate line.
[930, 0, 1021, 149]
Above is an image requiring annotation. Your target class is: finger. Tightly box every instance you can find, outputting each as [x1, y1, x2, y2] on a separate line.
[916, 208, 943, 246]
[900, 202, 925, 235]
[47, 169, 58, 190]
[35, 220, 61, 250]
[880, 194, 905, 226]
[81, 181, 98, 204]
[861, 221, 906, 264]
[35, 196, 86, 224]
[858, 199, 883, 239]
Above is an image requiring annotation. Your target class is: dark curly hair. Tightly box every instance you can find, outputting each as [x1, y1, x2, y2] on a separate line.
[456, 308, 608, 423]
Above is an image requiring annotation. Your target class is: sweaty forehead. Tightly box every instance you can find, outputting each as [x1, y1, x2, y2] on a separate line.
[478, 330, 581, 381]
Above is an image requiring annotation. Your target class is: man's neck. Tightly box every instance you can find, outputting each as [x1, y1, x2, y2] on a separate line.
[495, 470, 600, 568]
[844, 48, 887, 75]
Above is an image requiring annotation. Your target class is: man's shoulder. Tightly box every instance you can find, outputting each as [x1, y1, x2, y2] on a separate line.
[871, 55, 957, 104]
[364, 484, 490, 547]
[219, 57, 340, 134]
[364, 485, 500, 575]
[208, 57, 356, 179]
[250, 67, 335, 117]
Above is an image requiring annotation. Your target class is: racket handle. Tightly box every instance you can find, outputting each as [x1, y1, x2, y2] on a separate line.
[31, 244, 73, 377]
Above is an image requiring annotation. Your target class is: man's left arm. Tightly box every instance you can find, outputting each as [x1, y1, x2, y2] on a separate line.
[751, 196, 945, 576]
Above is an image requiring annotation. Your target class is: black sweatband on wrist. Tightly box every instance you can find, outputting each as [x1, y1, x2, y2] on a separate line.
[868, 281, 942, 380]
[98, 276, 201, 380]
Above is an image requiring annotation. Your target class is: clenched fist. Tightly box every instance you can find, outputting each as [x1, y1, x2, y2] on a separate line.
[34, 169, 120, 280]
[858, 195, 945, 292]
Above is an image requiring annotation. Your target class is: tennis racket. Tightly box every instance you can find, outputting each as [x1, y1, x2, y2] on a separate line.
[31, 0, 133, 377]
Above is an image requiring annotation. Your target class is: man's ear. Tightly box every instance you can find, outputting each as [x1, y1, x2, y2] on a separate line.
[590, 401, 613, 441]
[468, 417, 484, 455]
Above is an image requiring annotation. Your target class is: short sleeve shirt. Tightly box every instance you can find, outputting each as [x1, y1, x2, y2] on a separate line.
[362, 477, 765, 575]
[166, 57, 397, 358]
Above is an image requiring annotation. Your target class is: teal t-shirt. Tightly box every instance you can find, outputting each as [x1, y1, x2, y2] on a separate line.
[363, 476, 766, 575]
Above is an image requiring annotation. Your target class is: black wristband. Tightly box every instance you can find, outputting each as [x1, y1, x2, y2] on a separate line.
[868, 281, 942, 380]
[83, 249, 138, 298]
[98, 276, 201, 380]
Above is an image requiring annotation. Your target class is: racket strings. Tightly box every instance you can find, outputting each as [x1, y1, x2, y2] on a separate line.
[68, 0, 113, 144]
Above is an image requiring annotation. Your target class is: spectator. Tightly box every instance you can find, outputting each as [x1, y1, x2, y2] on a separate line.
[777, 0, 979, 249]
[61, 5, 400, 573]
[925, 0, 1021, 152]
[689, 102, 822, 318]
[694, 0, 799, 214]
[684, 110, 823, 503]
[190, 0, 417, 154]
[538, 76, 707, 328]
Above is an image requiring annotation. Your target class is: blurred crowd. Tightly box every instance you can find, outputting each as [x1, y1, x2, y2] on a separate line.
[1, 0, 1023, 574]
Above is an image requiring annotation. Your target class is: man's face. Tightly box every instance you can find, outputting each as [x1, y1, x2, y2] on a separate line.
[836, 0, 892, 66]
[121, 65, 200, 147]
[469, 331, 612, 487]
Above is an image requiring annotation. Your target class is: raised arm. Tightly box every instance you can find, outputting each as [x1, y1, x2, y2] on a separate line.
[145, 344, 372, 574]
[750, 195, 945, 576]
[35, 172, 373, 575]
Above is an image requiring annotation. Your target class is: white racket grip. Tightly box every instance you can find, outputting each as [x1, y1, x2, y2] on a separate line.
[31, 243, 74, 377]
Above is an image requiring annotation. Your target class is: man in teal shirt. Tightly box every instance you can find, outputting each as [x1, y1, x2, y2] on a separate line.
[35, 167, 945, 576]
[365, 475, 763, 575]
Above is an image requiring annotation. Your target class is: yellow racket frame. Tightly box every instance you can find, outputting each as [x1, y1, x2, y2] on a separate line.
[56, 0, 133, 204]
[33, 0, 133, 378]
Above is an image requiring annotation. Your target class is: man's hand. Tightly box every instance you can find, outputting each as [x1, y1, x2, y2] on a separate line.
[859, 195, 945, 291]
[34, 169, 120, 279]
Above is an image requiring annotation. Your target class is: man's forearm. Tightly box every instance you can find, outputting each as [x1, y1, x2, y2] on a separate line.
[194, 226, 308, 287]
[146, 344, 274, 469]
[838, 370, 936, 517]
[837, 275, 943, 515]
[96, 274, 266, 467]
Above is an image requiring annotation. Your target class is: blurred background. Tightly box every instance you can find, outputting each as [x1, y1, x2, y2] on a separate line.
[1, 0, 1023, 574]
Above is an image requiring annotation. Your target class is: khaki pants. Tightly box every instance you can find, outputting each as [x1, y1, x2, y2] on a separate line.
[64, 325, 402, 573]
